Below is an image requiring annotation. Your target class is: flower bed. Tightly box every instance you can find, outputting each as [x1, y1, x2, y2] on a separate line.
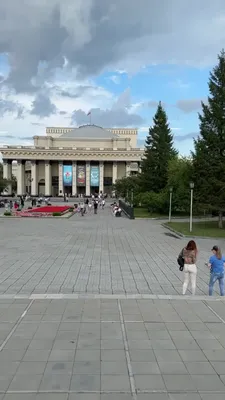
[27, 205, 71, 213]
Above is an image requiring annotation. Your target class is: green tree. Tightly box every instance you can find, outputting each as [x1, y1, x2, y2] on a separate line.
[167, 157, 193, 213]
[113, 176, 139, 204]
[192, 50, 225, 228]
[0, 163, 10, 193]
[140, 101, 177, 192]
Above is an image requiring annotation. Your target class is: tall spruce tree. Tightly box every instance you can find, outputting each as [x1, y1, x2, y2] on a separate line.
[140, 101, 177, 192]
[192, 50, 225, 228]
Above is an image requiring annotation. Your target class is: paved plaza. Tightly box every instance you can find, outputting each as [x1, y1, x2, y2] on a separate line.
[0, 203, 225, 398]
[0, 297, 225, 398]
[0, 203, 223, 296]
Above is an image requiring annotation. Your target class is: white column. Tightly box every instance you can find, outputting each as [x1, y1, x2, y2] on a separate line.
[3, 160, 12, 195]
[126, 162, 131, 177]
[31, 161, 38, 196]
[72, 161, 77, 196]
[17, 161, 25, 195]
[99, 161, 104, 193]
[86, 162, 90, 196]
[112, 161, 117, 184]
[45, 161, 52, 196]
[58, 162, 63, 196]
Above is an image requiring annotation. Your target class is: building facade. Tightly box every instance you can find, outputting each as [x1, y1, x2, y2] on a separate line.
[0, 125, 144, 196]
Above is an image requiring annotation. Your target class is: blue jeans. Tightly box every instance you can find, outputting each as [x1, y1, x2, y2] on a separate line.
[209, 272, 224, 296]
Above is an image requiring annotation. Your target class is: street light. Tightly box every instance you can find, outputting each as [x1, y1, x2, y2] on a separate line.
[190, 182, 194, 232]
[131, 189, 134, 207]
[169, 187, 173, 222]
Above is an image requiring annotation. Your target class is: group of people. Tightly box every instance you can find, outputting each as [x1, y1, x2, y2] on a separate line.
[111, 202, 122, 217]
[77, 195, 105, 216]
[178, 240, 225, 296]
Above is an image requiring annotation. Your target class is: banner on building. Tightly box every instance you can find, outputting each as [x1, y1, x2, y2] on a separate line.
[77, 165, 86, 186]
[90, 166, 99, 187]
[63, 165, 72, 186]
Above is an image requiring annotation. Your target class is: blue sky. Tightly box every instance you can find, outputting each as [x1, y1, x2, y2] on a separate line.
[0, 53, 212, 155]
[0, 1, 223, 155]
[93, 65, 210, 154]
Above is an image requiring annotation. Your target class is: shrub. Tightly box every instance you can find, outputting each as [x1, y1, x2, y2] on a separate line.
[140, 191, 167, 214]
[52, 212, 62, 216]
[4, 211, 11, 216]
[69, 208, 74, 212]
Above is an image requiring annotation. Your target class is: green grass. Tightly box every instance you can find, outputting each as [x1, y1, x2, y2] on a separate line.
[166, 221, 225, 238]
[134, 207, 166, 218]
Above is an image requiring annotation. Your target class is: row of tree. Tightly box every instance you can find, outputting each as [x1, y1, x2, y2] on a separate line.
[0, 163, 17, 194]
[114, 50, 225, 227]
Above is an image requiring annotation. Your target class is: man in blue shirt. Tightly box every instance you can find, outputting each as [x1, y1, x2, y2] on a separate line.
[208, 245, 225, 296]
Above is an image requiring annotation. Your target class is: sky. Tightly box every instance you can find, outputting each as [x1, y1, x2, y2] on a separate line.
[0, 0, 224, 155]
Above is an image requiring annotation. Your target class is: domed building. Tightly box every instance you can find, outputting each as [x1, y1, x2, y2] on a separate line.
[0, 125, 143, 196]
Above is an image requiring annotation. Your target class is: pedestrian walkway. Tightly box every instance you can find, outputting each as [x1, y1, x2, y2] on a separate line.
[0, 204, 222, 296]
[0, 297, 225, 398]
[1, 204, 225, 397]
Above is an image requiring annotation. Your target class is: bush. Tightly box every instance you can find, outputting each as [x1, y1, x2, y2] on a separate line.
[140, 191, 167, 214]
[4, 211, 11, 216]
[52, 212, 62, 216]
[69, 208, 74, 212]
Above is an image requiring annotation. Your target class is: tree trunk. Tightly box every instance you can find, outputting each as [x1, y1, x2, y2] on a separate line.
[218, 211, 223, 229]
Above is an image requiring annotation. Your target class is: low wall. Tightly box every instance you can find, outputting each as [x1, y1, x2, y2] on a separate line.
[119, 199, 135, 219]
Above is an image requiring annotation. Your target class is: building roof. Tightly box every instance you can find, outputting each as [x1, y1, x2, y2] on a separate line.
[61, 125, 118, 139]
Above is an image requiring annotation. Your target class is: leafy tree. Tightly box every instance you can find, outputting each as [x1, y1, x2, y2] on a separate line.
[192, 50, 225, 228]
[139, 191, 167, 214]
[11, 174, 17, 193]
[140, 101, 177, 192]
[167, 156, 193, 213]
[0, 163, 10, 193]
[113, 176, 140, 204]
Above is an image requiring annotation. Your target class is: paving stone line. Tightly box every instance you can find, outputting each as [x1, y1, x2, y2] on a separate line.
[118, 299, 137, 399]
[0, 299, 34, 352]
[203, 301, 225, 324]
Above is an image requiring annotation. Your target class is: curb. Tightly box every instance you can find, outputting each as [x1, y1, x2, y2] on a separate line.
[162, 223, 225, 240]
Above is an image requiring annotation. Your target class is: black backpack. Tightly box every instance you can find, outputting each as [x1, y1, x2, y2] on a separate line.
[177, 251, 184, 271]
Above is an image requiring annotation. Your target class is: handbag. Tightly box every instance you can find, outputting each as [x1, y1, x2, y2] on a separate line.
[177, 254, 184, 271]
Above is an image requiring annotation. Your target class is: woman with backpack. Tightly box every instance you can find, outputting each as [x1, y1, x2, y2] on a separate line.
[178, 240, 198, 295]
[207, 245, 225, 296]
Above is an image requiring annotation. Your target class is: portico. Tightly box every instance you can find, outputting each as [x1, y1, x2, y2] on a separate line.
[0, 125, 143, 196]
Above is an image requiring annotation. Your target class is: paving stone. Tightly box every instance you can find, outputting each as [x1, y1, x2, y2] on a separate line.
[101, 361, 128, 375]
[137, 395, 169, 400]
[101, 374, 131, 391]
[39, 373, 71, 390]
[191, 374, 225, 391]
[8, 374, 43, 391]
[101, 395, 133, 400]
[3, 395, 37, 400]
[36, 395, 68, 400]
[132, 361, 160, 375]
[185, 361, 217, 375]
[70, 374, 100, 391]
[135, 374, 166, 390]
[163, 374, 195, 391]
[69, 395, 100, 400]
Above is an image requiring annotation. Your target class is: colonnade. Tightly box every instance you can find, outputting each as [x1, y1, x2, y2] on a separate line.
[2, 160, 134, 196]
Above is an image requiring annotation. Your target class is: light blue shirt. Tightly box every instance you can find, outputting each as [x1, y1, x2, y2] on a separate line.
[209, 255, 225, 274]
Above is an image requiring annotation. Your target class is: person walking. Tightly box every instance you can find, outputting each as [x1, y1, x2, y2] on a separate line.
[207, 245, 225, 296]
[179, 240, 198, 295]
[94, 199, 98, 214]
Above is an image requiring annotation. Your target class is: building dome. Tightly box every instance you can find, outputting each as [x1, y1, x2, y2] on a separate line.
[62, 125, 118, 139]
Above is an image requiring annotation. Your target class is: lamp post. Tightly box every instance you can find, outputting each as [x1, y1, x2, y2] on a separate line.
[190, 182, 194, 232]
[169, 187, 173, 222]
[131, 189, 134, 207]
